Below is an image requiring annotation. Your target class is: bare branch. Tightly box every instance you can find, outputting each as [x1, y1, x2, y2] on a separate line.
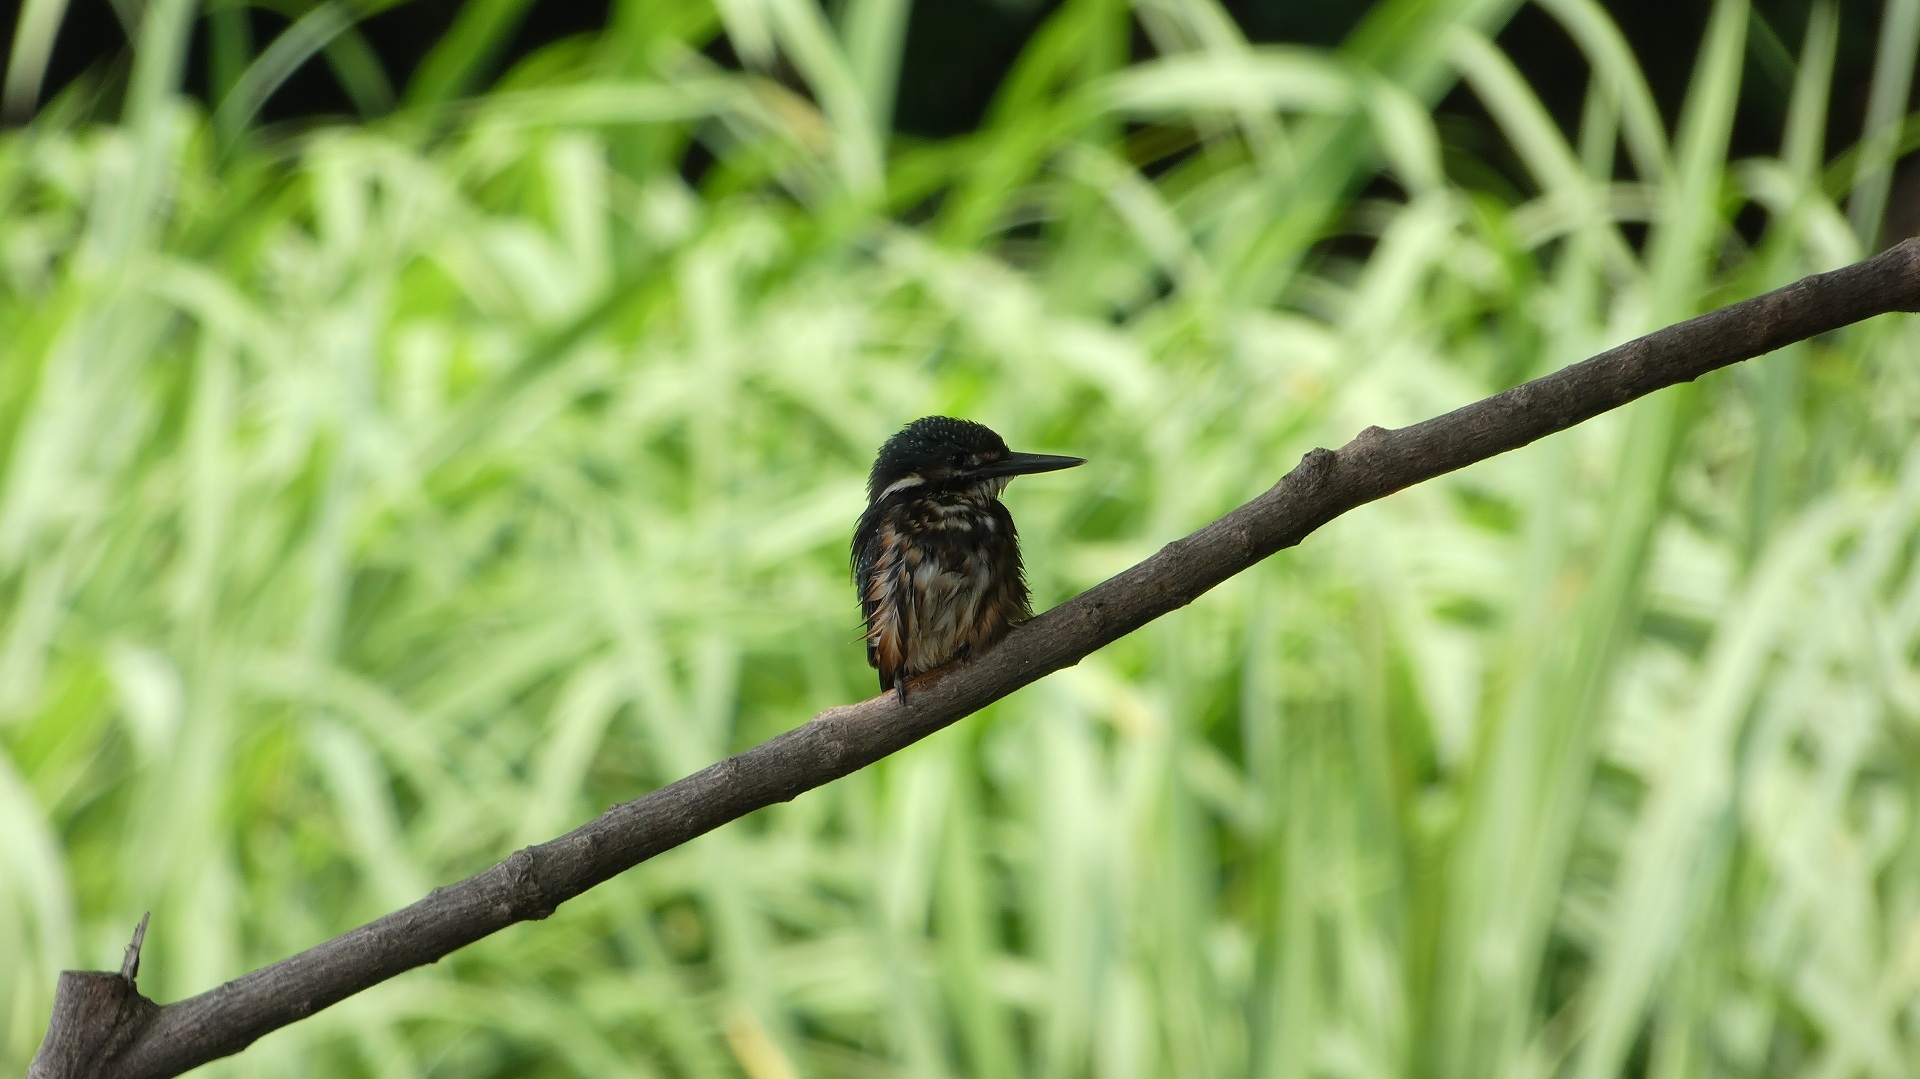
[30, 919, 160, 1079]
[33, 240, 1920, 1079]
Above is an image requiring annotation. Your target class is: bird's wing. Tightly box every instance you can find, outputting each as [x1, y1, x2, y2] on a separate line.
[853, 504, 905, 687]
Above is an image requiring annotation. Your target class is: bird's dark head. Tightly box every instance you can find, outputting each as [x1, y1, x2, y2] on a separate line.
[866, 416, 1084, 504]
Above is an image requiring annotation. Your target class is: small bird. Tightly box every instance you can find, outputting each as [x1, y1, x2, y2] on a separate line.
[853, 416, 1084, 698]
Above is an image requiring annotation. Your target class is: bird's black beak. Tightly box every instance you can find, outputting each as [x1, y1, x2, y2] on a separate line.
[976, 451, 1087, 479]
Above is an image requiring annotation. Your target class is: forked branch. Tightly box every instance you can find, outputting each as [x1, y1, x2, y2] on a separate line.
[33, 239, 1920, 1079]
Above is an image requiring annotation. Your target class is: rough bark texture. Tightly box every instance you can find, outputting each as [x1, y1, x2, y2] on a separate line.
[30, 918, 155, 1079]
[33, 239, 1920, 1078]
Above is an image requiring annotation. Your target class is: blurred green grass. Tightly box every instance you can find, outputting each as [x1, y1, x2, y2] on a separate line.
[6, 0, 1920, 1076]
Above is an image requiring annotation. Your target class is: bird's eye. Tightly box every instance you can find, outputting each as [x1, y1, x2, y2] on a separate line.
[948, 452, 966, 467]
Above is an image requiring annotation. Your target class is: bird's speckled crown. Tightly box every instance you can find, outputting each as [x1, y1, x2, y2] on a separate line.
[866, 416, 1009, 501]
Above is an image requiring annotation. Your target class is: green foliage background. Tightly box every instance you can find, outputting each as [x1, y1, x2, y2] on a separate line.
[6, 0, 1920, 1075]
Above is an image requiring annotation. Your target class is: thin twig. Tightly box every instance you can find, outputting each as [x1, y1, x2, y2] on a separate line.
[119, 914, 150, 983]
[32, 239, 1920, 1079]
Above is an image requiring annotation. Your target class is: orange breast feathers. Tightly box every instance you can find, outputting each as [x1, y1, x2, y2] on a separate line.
[860, 506, 1028, 692]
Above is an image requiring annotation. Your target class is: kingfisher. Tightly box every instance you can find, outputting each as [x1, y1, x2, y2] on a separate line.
[853, 416, 1085, 699]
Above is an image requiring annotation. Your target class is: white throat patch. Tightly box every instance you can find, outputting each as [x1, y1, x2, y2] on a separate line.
[878, 474, 925, 500]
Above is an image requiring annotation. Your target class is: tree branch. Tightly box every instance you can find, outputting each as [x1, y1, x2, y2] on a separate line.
[34, 239, 1920, 1078]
